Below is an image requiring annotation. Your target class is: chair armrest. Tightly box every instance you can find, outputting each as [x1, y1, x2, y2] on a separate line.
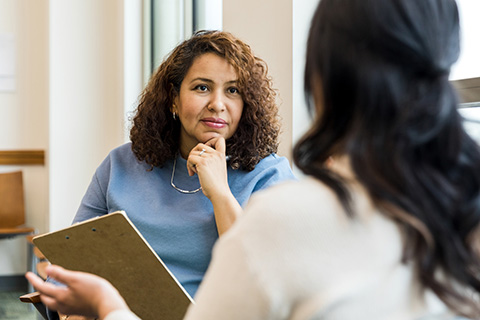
[19, 291, 42, 303]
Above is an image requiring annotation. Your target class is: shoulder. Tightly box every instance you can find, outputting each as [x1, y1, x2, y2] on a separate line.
[104, 142, 148, 167]
[247, 153, 296, 181]
[232, 176, 400, 258]
[95, 142, 151, 176]
[224, 177, 343, 246]
[228, 154, 296, 195]
[107, 142, 135, 160]
[225, 175, 402, 266]
[254, 153, 292, 171]
[245, 177, 341, 222]
[255, 176, 337, 202]
[230, 176, 388, 250]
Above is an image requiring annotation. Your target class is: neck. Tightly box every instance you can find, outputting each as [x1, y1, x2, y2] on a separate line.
[179, 143, 192, 160]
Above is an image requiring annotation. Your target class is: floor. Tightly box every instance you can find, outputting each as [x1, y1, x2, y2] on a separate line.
[0, 291, 38, 320]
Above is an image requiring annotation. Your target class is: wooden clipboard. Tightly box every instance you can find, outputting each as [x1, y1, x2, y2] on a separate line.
[33, 211, 194, 319]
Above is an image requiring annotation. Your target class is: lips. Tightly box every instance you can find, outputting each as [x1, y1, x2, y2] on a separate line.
[201, 117, 227, 129]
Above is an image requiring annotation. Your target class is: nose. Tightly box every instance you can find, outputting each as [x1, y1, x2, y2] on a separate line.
[207, 90, 226, 113]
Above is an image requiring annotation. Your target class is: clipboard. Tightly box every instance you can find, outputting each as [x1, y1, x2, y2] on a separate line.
[33, 211, 194, 319]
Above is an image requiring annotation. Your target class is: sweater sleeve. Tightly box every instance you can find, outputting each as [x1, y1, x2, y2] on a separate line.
[182, 228, 273, 320]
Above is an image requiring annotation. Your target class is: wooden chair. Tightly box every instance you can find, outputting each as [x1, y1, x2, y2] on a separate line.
[20, 292, 96, 320]
[20, 292, 48, 320]
[0, 171, 35, 235]
[0, 170, 37, 290]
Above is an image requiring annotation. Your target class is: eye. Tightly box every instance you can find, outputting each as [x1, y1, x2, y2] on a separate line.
[194, 84, 208, 92]
[227, 87, 240, 94]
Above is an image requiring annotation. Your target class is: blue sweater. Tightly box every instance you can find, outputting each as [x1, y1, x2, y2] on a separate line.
[73, 143, 296, 298]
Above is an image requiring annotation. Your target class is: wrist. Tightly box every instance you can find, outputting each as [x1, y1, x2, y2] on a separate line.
[98, 299, 129, 320]
[96, 281, 130, 320]
[207, 183, 234, 203]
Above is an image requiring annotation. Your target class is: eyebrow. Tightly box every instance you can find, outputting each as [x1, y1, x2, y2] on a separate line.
[190, 77, 238, 85]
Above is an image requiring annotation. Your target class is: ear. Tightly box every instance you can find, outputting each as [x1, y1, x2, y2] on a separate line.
[171, 95, 179, 114]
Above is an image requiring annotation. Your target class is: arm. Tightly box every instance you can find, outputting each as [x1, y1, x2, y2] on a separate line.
[208, 187, 243, 236]
[73, 157, 112, 224]
[187, 137, 242, 236]
[26, 265, 139, 320]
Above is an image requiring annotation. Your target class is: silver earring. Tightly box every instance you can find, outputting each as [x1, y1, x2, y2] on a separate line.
[173, 112, 177, 120]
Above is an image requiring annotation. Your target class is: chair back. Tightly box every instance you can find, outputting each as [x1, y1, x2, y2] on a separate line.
[0, 171, 26, 228]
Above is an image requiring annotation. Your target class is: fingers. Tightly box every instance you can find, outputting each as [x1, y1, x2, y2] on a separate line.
[187, 147, 209, 176]
[25, 272, 61, 312]
[39, 294, 63, 311]
[186, 137, 227, 176]
[25, 271, 67, 307]
[194, 137, 226, 161]
[205, 137, 226, 155]
[25, 271, 47, 292]
[44, 265, 77, 285]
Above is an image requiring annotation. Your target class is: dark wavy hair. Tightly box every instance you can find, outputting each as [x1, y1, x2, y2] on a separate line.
[294, 0, 480, 316]
[130, 30, 279, 171]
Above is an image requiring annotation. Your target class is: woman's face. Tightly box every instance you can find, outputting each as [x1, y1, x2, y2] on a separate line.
[173, 53, 244, 157]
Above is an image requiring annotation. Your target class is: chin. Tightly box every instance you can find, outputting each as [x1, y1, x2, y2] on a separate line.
[201, 133, 225, 143]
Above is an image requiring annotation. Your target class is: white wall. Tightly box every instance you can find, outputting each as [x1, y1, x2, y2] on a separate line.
[450, 0, 480, 81]
[49, 0, 129, 230]
[451, 1, 480, 142]
[124, 0, 144, 140]
[49, 0, 127, 231]
[292, 0, 318, 176]
[194, 0, 222, 31]
[0, 0, 49, 275]
[151, 1, 185, 69]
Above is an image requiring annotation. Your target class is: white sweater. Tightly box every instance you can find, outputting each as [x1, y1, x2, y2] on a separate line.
[106, 172, 453, 319]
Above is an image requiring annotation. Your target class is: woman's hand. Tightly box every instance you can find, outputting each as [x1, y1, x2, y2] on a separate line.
[187, 137, 229, 200]
[186, 137, 242, 235]
[25, 265, 130, 320]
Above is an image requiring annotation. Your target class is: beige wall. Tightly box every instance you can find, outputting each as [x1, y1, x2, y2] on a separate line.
[223, 0, 293, 160]
[223, 0, 318, 177]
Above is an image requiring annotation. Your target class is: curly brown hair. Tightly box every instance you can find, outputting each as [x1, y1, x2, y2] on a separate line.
[130, 30, 280, 171]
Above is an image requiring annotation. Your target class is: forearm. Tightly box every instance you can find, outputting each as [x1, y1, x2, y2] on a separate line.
[210, 192, 242, 236]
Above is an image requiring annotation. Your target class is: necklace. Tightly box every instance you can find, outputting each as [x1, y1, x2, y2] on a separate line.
[170, 158, 202, 194]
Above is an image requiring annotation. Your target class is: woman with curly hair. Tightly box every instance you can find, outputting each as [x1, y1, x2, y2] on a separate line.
[43, 29, 294, 312]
